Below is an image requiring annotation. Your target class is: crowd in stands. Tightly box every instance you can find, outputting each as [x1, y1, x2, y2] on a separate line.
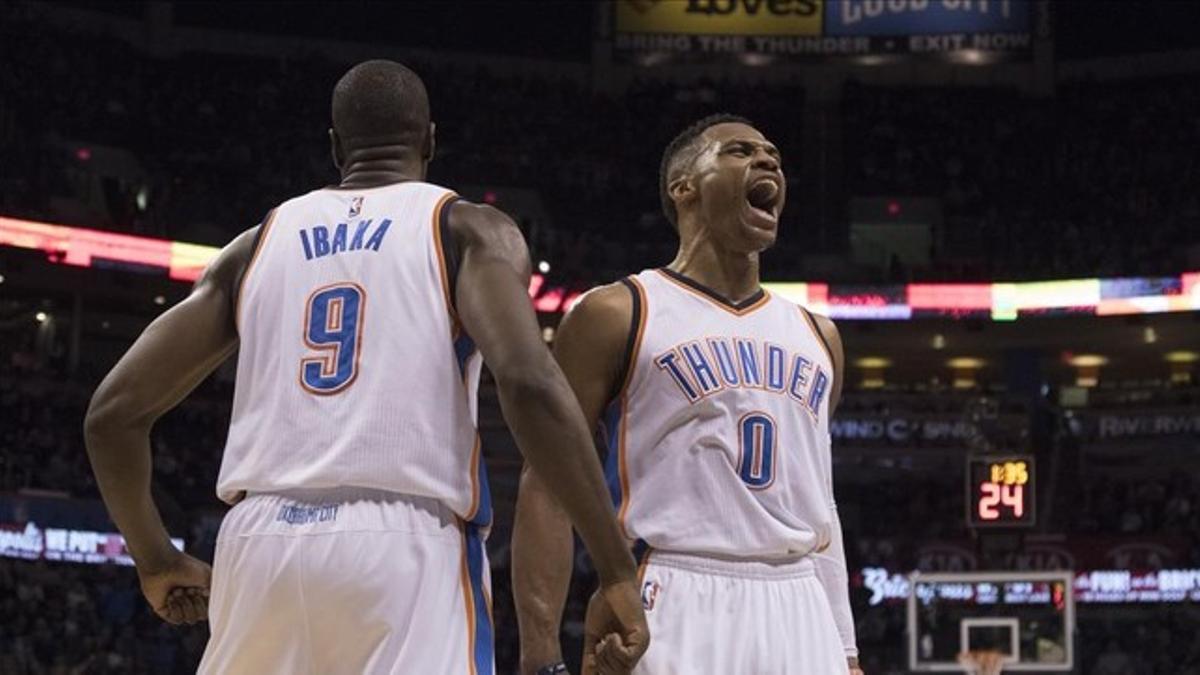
[5, 6, 1199, 292]
[0, 6, 804, 286]
[843, 78, 1200, 281]
[0, 558, 207, 674]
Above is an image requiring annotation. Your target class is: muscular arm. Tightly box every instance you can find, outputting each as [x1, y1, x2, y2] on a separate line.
[511, 283, 633, 674]
[449, 202, 637, 595]
[810, 313, 860, 665]
[84, 227, 255, 572]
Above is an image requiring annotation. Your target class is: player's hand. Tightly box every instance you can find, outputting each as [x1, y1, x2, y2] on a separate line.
[136, 550, 212, 625]
[581, 579, 649, 675]
[848, 656, 864, 675]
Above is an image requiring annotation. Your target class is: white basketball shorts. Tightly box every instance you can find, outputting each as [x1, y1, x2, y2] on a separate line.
[633, 551, 849, 675]
[198, 488, 493, 675]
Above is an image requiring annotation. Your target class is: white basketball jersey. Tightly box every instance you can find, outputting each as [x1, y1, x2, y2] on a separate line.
[218, 182, 489, 526]
[605, 269, 836, 559]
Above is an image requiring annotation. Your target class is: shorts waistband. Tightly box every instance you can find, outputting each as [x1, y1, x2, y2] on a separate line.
[245, 487, 431, 506]
[644, 550, 815, 580]
[226, 488, 463, 538]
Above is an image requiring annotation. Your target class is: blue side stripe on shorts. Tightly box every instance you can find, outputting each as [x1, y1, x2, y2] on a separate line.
[466, 524, 493, 674]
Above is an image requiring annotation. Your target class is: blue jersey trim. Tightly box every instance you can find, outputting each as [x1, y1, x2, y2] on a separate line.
[454, 332, 476, 379]
[601, 398, 623, 510]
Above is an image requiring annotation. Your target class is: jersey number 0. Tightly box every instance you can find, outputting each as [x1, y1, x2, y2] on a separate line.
[738, 412, 777, 489]
[300, 282, 365, 395]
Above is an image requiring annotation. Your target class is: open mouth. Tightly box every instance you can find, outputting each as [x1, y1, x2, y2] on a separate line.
[746, 176, 781, 223]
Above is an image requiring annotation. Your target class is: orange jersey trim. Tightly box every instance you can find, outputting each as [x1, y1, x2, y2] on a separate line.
[234, 208, 278, 332]
[458, 525, 478, 675]
[614, 277, 648, 539]
[796, 306, 835, 376]
[431, 191, 462, 336]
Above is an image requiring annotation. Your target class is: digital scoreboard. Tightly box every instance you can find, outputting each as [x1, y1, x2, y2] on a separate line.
[967, 455, 1035, 528]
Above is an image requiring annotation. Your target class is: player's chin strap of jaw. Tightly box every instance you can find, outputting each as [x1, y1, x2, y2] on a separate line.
[535, 663, 569, 675]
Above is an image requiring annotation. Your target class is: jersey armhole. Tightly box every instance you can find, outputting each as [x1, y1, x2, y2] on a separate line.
[233, 209, 277, 331]
[433, 194, 464, 327]
[609, 277, 645, 403]
[798, 305, 840, 414]
[799, 306, 836, 371]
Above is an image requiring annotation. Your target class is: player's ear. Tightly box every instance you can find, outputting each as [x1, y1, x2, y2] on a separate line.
[669, 174, 696, 211]
[422, 122, 436, 162]
[329, 128, 344, 171]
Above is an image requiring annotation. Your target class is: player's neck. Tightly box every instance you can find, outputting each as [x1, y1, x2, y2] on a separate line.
[338, 147, 426, 189]
[668, 236, 761, 305]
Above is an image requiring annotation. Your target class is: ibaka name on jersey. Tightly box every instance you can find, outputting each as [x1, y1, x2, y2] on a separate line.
[653, 337, 829, 420]
[299, 219, 392, 260]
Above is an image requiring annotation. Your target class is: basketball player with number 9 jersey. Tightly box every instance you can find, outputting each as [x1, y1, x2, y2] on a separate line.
[84, 60, 647, 675]
[514, 116, 861, 675]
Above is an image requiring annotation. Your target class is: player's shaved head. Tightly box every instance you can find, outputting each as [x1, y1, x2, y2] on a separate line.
[332, 59, 430, 150]
[659, 113, 753, 229]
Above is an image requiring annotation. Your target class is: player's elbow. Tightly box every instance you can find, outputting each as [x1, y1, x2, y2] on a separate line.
[84, 386, 146, 447]
[494, 367, 560, 408]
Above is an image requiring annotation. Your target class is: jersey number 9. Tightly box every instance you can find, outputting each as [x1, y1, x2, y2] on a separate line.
[300, 283, 365, 395]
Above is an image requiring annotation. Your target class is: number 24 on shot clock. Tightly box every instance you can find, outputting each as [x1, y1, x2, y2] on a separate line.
[967, 455, 1036, 528]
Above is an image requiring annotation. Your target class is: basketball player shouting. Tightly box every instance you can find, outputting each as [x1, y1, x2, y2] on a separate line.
[513, 115, 861, 675]
[84, 60, 646, 674]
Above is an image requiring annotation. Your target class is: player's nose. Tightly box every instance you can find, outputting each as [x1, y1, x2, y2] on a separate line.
[752, 149, 779, 173]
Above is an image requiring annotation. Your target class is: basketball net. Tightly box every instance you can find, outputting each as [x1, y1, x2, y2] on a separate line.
[956, 649, 1007, 675]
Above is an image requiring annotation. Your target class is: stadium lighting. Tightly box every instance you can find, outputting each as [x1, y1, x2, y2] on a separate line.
[541, 326, 555, 343]
[1165, 351, 1199, 364]
[537, 260, 550, 274]
[931, 333, 946, 350]
[35, 312, 47, 323]
[0, 273, 5, 284]
[947, 357, 984, 389]
[1069, 354, 1108, 388]
[853, 356, 891, 389]
[153, 295, 165, 306]
[1143, 326, 1157, 344]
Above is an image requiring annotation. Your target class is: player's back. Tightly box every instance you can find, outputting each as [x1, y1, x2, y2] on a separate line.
[218, 181, 488, 525]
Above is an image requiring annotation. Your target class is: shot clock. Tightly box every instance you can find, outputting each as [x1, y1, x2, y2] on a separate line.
[967, 455, 1036, 528]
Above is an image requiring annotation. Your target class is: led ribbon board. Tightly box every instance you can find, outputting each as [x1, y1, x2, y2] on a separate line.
[3, 216, 1198, 319]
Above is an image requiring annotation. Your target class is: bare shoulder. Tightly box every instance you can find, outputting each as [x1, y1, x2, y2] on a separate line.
[559, 281, 634, 344]
[446, 200, 523, 250]
[554, 281, 636, 391]
[203, 225, 261, 296]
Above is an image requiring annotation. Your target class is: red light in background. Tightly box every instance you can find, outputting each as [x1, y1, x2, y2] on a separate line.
[483, 190, 498, 204]
[533, 288, 564, 313]
[562, 291, 583, 312]
[76, 147, 92, 162]
[907, 284, 991, 310]
[886, 200, 901, 216]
